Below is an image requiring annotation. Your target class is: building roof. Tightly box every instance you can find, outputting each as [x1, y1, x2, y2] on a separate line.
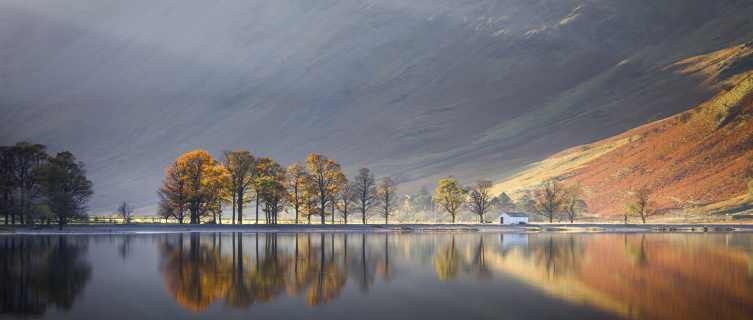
[501, 212, 528, 218]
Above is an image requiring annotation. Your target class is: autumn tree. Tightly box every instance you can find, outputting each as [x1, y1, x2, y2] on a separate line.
[467, 180, 494, 223]
[116, 202, 134, 223]
[305, 154, 346, 225]
[159, 150, 226, 224]
[433, 177, 466, 223]
[254, 157, 285, 224]
[533, 177, 564, 223]
[286, 163, 311, 224]
[255, 176, 290, 224]
[376, 177, 398, 224]
[157, 165, 188, 224]
[352, 167, 377, 224]
[562, 182, 587, 223]
[222, 150, 256, 224]
[337, 181, 356, 224]
[626, 187, 655, 224]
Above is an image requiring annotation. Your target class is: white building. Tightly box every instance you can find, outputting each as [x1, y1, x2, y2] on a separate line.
[498, 212, 528, 225]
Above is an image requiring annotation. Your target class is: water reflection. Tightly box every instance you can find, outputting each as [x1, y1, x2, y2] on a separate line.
[0, 236, 92, 318]
[497, 234, 753, 320]
[2, 232, 753, 319]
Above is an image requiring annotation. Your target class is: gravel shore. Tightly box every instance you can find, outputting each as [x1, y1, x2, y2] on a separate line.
[2, 222, 753, 234]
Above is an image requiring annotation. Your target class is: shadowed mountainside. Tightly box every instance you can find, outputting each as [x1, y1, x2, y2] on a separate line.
[2, 0, 753, 211]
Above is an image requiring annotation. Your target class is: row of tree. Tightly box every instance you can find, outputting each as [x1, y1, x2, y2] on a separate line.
[0, 142, 94, 229]
[156, 151, 400, 225]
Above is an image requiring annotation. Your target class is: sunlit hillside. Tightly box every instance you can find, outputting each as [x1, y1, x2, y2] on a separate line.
[491, 42, 753, 217]
[2, 0, 753, 211]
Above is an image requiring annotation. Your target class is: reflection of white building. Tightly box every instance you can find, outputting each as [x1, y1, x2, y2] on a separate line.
[498, 212, 528, 224]
[498, 233, 529, 248]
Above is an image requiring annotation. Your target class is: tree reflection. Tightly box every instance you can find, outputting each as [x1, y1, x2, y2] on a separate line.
[0, 236, 92, 317]
[159, 232, 353, 311]
[433, 236, 464, 282]
[528, 234, 584, 279]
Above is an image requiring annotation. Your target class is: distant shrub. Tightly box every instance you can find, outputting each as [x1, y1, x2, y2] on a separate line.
[581, 145, 591, 151]
[749, 180, 753, 195]
[642, 131, 649, 139]
[647, 113, 664, 123]
[721, 82, 736, 92]
[678, 111, 692, 124]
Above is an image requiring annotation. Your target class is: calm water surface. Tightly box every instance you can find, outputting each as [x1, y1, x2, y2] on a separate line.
[2, 232, 752, 320]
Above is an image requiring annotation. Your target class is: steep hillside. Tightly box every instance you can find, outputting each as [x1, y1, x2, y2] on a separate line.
[2, 0, 753, 211]
[491, 43, 753, 217]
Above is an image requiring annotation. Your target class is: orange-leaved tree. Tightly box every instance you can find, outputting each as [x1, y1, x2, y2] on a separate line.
[159, 150, 227, 224]
[305, 154, 346, 225]
[255, 157, 285, 224]
[286, 163, 311, 224]
[221, 150, 256, 224]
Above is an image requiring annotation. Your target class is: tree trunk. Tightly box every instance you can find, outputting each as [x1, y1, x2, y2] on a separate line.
[255, 199, 259, 224]
[231, 190, 236, 225]
[331, 202, 335, 224]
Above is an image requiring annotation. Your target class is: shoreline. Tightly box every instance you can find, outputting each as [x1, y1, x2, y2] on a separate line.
[3, 222, 753, 234]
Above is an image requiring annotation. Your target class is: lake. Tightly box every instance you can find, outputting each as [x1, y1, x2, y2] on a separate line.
[1, 232, 752, 319]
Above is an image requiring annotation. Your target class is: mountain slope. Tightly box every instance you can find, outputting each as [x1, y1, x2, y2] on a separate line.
[491, 43, 753, 216]
[2, 0, 753, 211]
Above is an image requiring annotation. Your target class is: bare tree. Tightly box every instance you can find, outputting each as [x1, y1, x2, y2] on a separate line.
[352, 167, 377, 224]
[467, 180, 494, 223]
[626, 187, 655, 224]
[562, 182, 587, 223]
[533, 177, 564, 223]
[116, 201, 134, 223]
[157, 196, 174, 223]
[377, 177, 398, 224]
[337, 181, 356, 224]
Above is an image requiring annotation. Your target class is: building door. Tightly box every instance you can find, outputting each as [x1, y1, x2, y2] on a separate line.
[500, 216, 504, 224]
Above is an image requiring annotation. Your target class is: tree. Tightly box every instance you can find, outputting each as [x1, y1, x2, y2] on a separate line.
[159, 150, 226, 224]
[7, 142, 49, 225]
[254, 176, 290, 224]
[255, 157, 285, 224]
[562, 182, 587, 223]
[626, 187, 655, 224]
[33, 152, 94, 230]
[157, 162, 189, 224]
[286, 163, 311, 224]
[305, 154, 346, 225]
[467, 180, 494, 223]
[157, 195, 174, 223]
[337, 181, 356, 224]
[352, 167, 377, 224]
[377, 177, 398, 224]
[496, 192, 516, 212]
[433, 177, 466, 223]
[409, 185, 432, 213]
[533, 177, 564, 223]
[116, 202, 134, 223]
[222, 150, 256, 225]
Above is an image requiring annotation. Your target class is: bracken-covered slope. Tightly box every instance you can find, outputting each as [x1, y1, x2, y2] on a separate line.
[2, 0, 753, 211]
[492, 42, 753, 216]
